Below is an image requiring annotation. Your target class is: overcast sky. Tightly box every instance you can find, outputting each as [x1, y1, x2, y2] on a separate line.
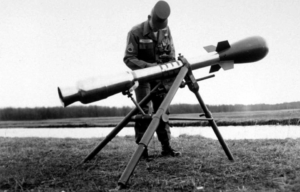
[0, 0, 299, 108]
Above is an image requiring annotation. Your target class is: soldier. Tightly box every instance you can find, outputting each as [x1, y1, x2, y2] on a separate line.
[124, 1, 181, 158]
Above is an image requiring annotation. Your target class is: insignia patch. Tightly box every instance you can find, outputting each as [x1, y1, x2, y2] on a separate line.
[127, 43, 134, 53]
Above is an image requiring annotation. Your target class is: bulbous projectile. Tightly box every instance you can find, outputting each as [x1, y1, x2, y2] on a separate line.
[203, 36, 269, 73]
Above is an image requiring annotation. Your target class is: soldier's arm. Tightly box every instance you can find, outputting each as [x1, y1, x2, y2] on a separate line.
[123, 32, 155, 70]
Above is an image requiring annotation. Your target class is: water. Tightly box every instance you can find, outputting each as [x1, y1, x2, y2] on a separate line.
[0, 126, 299, 140]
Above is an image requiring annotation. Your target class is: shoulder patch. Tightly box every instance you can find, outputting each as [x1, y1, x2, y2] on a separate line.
[127, 43, 134, 53]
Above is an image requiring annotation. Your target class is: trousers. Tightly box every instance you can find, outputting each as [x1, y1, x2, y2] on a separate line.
[134, 82, 171, 145]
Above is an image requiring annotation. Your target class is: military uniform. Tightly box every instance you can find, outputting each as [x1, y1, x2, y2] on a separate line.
[123, 20, 175, 147]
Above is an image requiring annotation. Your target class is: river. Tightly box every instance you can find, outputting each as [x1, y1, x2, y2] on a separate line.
[0, 125, 299, 140]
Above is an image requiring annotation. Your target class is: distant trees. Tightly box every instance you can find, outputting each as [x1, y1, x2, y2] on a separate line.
[0, 102, 300, 121]
[206, 102, 300, 112]
[0, 106, 132, 121]
[170, 102, 300, 114]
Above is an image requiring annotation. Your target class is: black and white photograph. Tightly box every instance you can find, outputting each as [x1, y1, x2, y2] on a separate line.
[0, 0, 299, 191]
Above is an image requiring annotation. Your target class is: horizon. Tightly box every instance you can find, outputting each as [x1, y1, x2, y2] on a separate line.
[1, 100, 300, 109]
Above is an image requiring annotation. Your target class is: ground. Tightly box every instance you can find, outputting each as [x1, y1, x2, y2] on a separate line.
[1, 135, 300, 192]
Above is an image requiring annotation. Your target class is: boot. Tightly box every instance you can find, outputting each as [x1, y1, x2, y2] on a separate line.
[161, 144, 181, 157]
[141, 147, 149, 159]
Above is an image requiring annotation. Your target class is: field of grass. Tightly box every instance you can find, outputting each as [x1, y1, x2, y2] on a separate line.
[1, 109, 299, 191]
[1, 135, 300, 192]
[1, 109, 300, 128]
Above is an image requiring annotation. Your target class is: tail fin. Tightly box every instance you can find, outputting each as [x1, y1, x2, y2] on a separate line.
[206, 40, 233, 73]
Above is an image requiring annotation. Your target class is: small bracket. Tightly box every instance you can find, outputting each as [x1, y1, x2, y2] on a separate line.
[180, 74, 215, 88]
[177, 53, 190, 69]
[122, 81, 139, 96]
[122, 81, 146, 116]
[177, 54, 200, 93]
[129, 81, 139, 93]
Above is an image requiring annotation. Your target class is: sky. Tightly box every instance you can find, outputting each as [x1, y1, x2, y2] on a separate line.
[0, 0, 299, 108]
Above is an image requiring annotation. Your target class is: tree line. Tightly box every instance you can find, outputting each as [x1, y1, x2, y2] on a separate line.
[0, 101, 300, 121]
[169, 101, 300, 114]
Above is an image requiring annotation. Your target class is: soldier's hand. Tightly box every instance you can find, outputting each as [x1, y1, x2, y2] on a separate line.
[159, 54, 174, 63]
[146, 63, 157, 67]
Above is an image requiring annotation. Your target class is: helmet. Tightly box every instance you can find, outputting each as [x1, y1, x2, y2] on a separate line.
[151, 1, 171, 30]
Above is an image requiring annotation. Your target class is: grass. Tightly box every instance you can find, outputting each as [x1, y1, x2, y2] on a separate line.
[1, 109, 300, 128]
[1, 135, 300, 191]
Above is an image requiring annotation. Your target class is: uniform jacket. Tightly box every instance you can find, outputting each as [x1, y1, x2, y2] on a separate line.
[124, 20, 175, 70]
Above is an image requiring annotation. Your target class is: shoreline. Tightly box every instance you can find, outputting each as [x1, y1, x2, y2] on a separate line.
[1, 109, 300, 128]
[0, 118, 299, 128]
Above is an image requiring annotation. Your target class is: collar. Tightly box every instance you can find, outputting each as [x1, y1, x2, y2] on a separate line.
[143, 20, 153, 37]
[143, 20, 158, 41]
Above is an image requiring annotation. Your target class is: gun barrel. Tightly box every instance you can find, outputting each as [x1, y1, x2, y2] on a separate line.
[58, 36, 268, 107]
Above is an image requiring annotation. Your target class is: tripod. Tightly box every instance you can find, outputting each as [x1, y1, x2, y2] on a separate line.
[82, 55, 234, 189]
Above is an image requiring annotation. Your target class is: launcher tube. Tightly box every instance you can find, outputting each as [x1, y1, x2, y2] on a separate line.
[58, 36, 268, 107]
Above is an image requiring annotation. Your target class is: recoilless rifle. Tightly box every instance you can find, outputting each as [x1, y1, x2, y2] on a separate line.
[58, 36, 269, 189]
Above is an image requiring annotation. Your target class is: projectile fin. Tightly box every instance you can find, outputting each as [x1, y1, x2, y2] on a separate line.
[203, 45, 216, 53]
[220, 60, 234, 70]
[209, 64, 221, 73]
[216, 40, 230, 52]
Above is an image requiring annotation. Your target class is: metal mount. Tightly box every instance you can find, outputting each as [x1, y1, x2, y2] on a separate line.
[83, 54, 234, 190]
[122, 81, 146, 116]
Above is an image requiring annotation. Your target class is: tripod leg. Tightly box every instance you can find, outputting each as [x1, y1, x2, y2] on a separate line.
[193, 91, 234, 161]
[117, 65, 189, 188]
[183, 60, 234, 161]
[82, 83, 161, 163]
[82, 110, 137, 164]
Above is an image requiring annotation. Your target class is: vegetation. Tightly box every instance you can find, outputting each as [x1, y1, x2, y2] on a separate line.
[1, 109, 300, 128]
[1, 135, 300, 191]
[1, 104, 299, 191]
[0, 106, 132, 121]
[0, 101, 300, 121]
